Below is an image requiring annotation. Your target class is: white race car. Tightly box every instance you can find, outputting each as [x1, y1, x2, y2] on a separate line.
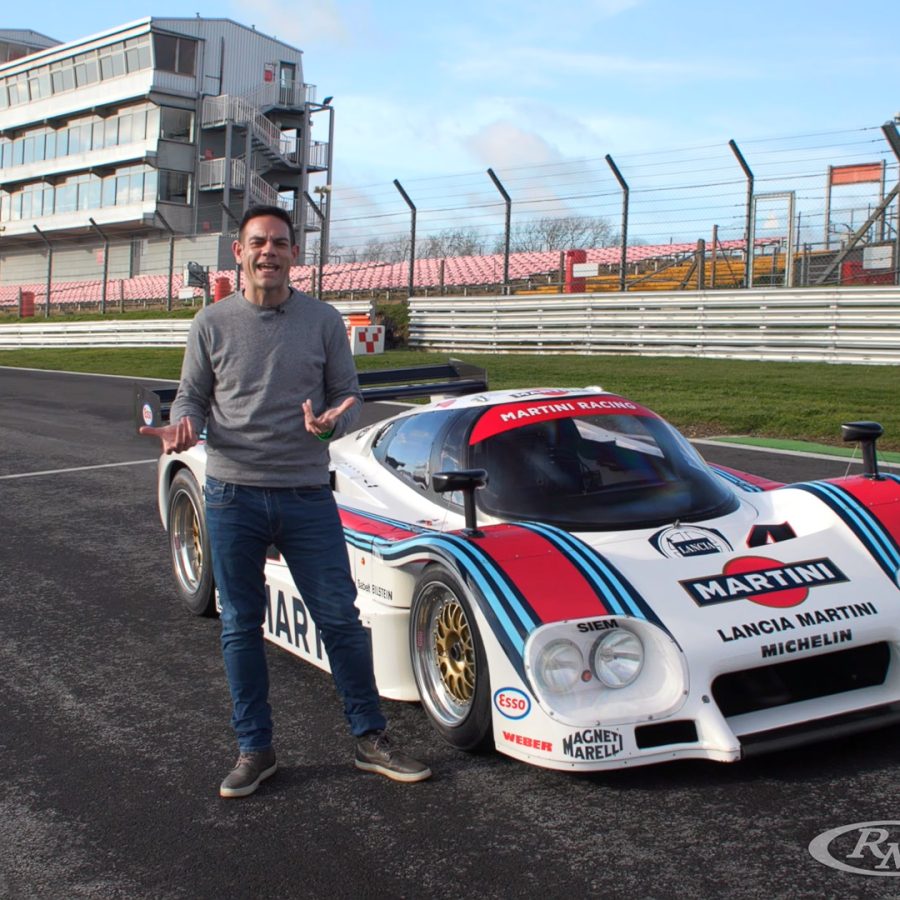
[137, 362, 900, 771]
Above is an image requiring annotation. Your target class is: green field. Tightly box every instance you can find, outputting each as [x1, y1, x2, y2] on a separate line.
[2, 346, 899, 452]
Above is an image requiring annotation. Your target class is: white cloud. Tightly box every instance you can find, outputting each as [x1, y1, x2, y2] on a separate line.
[465, 121, 562, 168]
[227, 0, 353, 46]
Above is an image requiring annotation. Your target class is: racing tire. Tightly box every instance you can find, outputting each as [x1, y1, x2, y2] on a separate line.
[167, 469, 216, 617]
[410, 566, 492, 751]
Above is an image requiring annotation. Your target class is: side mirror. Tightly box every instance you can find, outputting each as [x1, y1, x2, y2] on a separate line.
[841, 421, 884, 479]
[433, 469, 488, 537]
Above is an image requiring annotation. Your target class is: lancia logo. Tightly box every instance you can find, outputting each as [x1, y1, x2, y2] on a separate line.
[650, 525, 731, 559]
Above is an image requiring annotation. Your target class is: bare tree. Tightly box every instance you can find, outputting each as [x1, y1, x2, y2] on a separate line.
[419, 227, 486, 259]
[494, 215, 618, 253]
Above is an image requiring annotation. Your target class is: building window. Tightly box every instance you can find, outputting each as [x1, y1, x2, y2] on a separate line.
[55, 181, 77, 214]
[0, 165, 158, 222]
[158, 170, 191, 204]
[74, 55, 100, 87]
[0, 36, 152, 110]
[99, 43, 127, 80]
[153, 34, 197, 76]
[159, 107, 194, 142]
[125, 37, 152, 73]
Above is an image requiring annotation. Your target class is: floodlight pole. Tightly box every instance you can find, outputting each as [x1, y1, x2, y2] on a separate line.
[605, 154, 629, 292]
[487, 168, 511, 290]
[32, 225, 53, 318]
[221, 202, 242, 291]
[89, 217, 110, 314]
[156, 210, 176, 311]
[303, 190, 326, 299]
[729, 139, 754, 287]
[881, 120, 900, 285]
[394, 179, 417, 297]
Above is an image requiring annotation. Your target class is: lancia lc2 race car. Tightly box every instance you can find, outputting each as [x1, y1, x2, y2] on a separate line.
[136, 361, 900, 772]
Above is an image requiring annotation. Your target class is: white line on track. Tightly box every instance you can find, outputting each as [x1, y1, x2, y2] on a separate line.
[0, 459, 157, 480]
[0, 365, 176, 382]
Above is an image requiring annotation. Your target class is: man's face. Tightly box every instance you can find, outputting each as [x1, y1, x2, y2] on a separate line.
[233, 215, 298, 299]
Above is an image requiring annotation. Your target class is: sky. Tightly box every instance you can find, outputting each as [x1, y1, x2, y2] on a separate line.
[5, 0, 900, 250]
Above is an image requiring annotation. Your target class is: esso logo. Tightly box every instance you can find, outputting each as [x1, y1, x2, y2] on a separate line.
[493, 687, 531, 720]
[141, 403, 154, 426]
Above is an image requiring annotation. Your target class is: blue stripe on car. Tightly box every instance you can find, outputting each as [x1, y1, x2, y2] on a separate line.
[518, 522, 668, 632]
[710, 465, 764, 493]
[794, 481, 900, 583]
[341, 508, 537, 678]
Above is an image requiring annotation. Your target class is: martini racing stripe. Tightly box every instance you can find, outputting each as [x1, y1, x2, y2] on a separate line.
[517, 522, 667, 632]
[469, 525, 613, 622]
[710, 466, 765, 493]
[794, 481, 900, 583]
[340, 507, 538, 678]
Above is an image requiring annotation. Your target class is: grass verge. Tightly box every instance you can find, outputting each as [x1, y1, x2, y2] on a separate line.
[1, 347, 898, 451]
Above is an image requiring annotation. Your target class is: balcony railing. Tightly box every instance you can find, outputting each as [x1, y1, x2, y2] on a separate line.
[198, 157, 245, 191]
[238, 80, 317, 111]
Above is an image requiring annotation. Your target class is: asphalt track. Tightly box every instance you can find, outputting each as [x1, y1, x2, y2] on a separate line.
[2, 366, 900, 900]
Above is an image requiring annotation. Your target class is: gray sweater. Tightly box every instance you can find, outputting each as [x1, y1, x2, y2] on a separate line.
[170, 289, 362, 487]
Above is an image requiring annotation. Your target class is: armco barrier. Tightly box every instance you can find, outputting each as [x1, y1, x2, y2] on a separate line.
[0, 299, 375, 350]
[5, 289, 900, 364]
[407, 286, 900, 365]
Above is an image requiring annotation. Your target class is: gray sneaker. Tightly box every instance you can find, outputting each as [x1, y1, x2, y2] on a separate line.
[355, 731, 432, 783]
[219, 747, 277, 798]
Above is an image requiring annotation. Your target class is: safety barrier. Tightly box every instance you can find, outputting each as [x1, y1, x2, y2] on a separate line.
[407, 286, 900, 364]
[5, 288, 900, 364]
[0, 299, 376, 350]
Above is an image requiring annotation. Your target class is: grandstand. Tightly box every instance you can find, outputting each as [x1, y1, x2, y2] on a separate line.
[0, 239, 788, 310]
[0, 239, 880, 309]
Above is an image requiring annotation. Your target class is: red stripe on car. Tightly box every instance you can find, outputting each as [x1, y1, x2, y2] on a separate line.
[468, 524, 609, 622]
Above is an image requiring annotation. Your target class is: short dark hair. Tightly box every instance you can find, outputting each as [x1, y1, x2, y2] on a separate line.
[238, 204, 296, 247]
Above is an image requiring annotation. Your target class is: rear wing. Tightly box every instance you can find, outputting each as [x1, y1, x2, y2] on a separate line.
[134, 360, 487, 429]
[357, 359, 487, 402]
[134, 384, 178, 429]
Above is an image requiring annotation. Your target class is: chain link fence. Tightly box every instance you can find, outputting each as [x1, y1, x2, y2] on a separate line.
[2, 123, 899, 316]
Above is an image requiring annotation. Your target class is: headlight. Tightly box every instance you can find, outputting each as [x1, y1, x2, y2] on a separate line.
[524, 617, 687, 726]
[591, 629, 643, 688]
[535, 639, 585, 694]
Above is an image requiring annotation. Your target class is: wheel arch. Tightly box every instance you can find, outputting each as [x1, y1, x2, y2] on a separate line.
[409, 560, 496, 750]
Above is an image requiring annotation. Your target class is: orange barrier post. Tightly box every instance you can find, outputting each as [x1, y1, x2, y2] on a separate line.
[20, 290, 35, 317]
[565, 249, 587, 293]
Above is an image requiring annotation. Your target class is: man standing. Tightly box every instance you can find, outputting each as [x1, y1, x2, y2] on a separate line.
[141, 204, 431, 796]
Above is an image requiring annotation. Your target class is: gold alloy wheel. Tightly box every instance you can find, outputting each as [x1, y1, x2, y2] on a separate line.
[433, 597, 476, 705]
[172, 489, 202, 592]
[413, 579, 479, 727]
[167, 470, 216, 617]
[411, 568, 493, 748]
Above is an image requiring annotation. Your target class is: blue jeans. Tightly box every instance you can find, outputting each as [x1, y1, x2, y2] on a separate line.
[205, 477, 386, 752]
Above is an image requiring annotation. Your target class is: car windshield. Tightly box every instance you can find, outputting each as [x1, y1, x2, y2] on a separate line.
[467, 399, 737, 530]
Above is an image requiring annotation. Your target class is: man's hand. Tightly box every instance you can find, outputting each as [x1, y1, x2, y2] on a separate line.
[138, 417, 199, 454]
[302, 396, 356, 437]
